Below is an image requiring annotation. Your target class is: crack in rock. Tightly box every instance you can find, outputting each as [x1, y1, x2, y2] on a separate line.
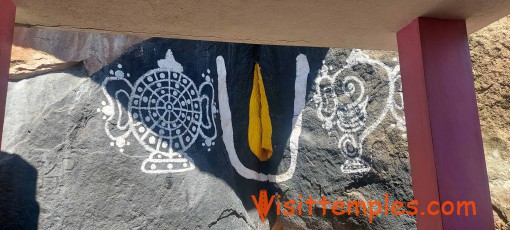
[207, 208, 253, 229]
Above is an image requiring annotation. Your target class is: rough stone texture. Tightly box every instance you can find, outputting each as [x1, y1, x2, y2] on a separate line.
[470, 15, 510, 230]
[1, 14, 510, 229]
[12, 27, 145, 78]
[270, 49, 412, 230]
[1, 41, 413, 229]
[2, 66, 88, 150]
[1, 65, 258, 230]
[1, 37, 412, 229]
[9, 45, 79, 79]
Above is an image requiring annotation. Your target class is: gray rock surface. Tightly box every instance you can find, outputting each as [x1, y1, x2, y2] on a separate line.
[1, 43, 414, 229]
[271, 49, 413, 230]
[3, 67, 88, 149]
[1, 66, 257, 229]
[2, 18, 509, 228]
[4, 15, 510, 229]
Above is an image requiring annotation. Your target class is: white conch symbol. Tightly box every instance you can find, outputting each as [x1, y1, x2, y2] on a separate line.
[313, 49, 405, 174]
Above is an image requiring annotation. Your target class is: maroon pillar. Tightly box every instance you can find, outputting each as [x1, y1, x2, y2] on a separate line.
[0, 0, 15, 147]
[397, 18, 493, 229]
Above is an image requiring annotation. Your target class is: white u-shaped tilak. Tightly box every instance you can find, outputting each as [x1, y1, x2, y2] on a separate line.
[217, 54, 309, 182]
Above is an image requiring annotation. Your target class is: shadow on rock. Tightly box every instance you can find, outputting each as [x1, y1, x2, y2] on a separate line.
[0, 151, 39, 230]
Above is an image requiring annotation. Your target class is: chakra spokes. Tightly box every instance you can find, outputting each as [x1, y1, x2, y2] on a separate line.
[99, 49, 218, 174]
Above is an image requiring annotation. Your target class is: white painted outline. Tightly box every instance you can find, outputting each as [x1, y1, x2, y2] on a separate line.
[99, 49, 218, 174]
[218, 54, 309, 182]
[313, 49, 405, 174]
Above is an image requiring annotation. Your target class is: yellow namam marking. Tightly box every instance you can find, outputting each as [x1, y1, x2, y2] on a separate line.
[248, 63, 273, 161]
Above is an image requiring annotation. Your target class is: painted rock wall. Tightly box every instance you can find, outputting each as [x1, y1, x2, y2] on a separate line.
[272, 49, 411, 229]
[0, 38, 412, 229]
[2, 15, 510, 229]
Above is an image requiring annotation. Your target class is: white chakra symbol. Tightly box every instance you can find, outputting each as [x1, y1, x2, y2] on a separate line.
[98, 49, 218, 174]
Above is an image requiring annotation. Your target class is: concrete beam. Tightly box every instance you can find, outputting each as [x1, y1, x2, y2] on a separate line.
[12, 0, 510, 50]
